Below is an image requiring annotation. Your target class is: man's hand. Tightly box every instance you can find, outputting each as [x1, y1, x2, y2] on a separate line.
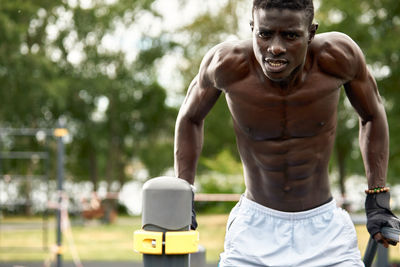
[365, 192, 400, 248]
[373, 232, 397, 248]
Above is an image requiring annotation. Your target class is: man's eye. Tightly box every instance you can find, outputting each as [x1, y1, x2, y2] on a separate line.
[258, 32, 271, 38]
[285, 33, 298, 40]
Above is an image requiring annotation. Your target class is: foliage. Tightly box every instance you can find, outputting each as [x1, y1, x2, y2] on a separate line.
[200, 149, 243, 175]
[1, 0, 399, 197]
[317, 0, 400, 184]
[196, 150, 245, 213]
[0, 0, 177, 190]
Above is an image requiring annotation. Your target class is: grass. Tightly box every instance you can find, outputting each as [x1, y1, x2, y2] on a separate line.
[1, 214, 400, 263]
[0, 215, 143, 262]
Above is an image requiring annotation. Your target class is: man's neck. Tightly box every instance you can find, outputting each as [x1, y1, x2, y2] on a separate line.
[267, 64, 305, 92]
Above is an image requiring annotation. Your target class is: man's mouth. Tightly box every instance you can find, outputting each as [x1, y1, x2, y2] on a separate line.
[264, 59, 288, 72]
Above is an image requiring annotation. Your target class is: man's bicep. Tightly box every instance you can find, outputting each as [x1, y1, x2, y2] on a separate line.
[344, 63, 385, 123]
[178, 75, 222, 124]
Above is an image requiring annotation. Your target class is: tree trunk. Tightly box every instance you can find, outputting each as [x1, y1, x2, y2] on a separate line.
[118, 159, 125, 189]
[89, 149, 98, 191]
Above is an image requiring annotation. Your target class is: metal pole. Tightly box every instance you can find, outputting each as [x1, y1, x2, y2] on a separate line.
[43, 138, 50, 251]
[56, 127, 65, 267]
[376, 243, 389, 267]
[0, 131, 4, 249]
[363, 237, 378, 267]
[0, 154, 2, 250]
[190, 245, 206, 267]
[363, 227, 400, 267]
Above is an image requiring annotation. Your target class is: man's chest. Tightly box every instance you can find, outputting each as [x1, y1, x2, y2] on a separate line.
[224, 74, 343, 140]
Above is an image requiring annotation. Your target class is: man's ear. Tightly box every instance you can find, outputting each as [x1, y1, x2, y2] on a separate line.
[308, 23, 318, 43]
[250, 20, 254, 32]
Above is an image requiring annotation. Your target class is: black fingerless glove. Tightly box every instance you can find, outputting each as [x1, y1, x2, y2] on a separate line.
[365, 191, 400, 237]
[191, 189, 198, 230]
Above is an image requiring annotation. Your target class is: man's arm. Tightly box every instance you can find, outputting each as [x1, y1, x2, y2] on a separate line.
[340, 36, 398, 247]
[174, 51, 222, 185]
[343, 55, 389, 190]
[174, 42, 247, 229]
[320, 33, 389, 188]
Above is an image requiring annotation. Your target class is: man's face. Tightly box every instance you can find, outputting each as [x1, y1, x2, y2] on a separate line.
[252, 8, 313, 83]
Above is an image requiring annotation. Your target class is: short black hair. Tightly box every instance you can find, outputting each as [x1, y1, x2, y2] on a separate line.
[252, 0, 314, 25]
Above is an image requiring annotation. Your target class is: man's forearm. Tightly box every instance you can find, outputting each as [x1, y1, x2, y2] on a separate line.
[174, 115, 204, 185]
[359, 105, 389, 188]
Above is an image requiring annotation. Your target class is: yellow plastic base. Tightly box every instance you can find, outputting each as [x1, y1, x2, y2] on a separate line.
[165, 230, 199, 254]
[133, 230, 163, 254]
[133, 229, 199, 255]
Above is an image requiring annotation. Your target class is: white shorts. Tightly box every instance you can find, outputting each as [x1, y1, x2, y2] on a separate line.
[219, 196, 364, 267]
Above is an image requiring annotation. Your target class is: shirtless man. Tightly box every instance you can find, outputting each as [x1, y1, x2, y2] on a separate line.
[174, 0, 399, 265]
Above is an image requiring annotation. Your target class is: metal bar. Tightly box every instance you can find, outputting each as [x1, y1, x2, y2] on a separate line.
[0, 128, 54, 136]
[0, 138, 3, 249]
[0, 175, 47, 180]
[363, 237, 378, 267]
[56, 132, 64, 267]
[363, 226, 400, 266]
[0, 246, 51, 252]
[0, 127, 58, 254]
[194, 193, 241, 202]
[43, 139, 50, 251]
[376, 244, 389, 267]
[0, 175, 2, 250]
[0, 151, 49, 159]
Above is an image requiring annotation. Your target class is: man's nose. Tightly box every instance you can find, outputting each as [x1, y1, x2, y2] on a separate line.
[267, 39, 286, 55]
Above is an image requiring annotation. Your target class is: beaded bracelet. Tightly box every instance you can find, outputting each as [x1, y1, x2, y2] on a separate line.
[364, 187, 390, 194]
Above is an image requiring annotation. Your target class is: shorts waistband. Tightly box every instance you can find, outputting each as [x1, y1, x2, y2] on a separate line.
[238, 195, 337, 220]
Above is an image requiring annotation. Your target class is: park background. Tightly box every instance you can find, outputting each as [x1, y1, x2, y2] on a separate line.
[0, 0, 400, 265]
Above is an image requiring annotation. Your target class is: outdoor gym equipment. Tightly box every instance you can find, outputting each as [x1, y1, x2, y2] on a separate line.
[363, 226, 400, 267]
[133, 177, 399, 266]
[0, 126, 68, 267]
[0, 128, 52, 250]
[133, 176, 200, 267]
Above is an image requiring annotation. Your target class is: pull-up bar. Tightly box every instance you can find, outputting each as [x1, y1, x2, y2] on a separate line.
[0, 127, 68, 137]
[0, 151, 49, 159]
[0, 128, 54, 136]
[0, 126, 68, 267]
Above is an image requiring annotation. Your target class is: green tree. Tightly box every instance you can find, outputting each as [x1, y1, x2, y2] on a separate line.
[0, 0, 66, 127]
[317, 0, 400, 196]
[0, 0, 178, 192]
[49, 1, 178, 189]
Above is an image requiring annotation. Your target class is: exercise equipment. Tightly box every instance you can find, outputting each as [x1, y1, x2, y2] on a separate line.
[363, 226, 400, 267]
[133, 176, 200, 267]
[0, 126, 68, 267]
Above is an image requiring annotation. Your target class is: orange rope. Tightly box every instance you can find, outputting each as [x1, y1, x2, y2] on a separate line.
[194, 193, 241, 202]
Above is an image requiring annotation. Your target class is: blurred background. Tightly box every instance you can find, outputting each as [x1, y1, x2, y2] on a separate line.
[0, 0, 399, 265]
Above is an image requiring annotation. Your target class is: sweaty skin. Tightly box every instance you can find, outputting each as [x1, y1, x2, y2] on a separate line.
[175, 8, 389, 241]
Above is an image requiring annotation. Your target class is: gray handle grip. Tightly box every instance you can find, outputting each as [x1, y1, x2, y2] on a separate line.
[381, 226, 400, 242]
[363, 227, 400, 267]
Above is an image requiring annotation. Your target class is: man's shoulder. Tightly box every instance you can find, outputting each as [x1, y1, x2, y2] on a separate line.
[199, 39, 252, 89]
[311, 32, 364, 81]
[208, 39, 252, 57]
